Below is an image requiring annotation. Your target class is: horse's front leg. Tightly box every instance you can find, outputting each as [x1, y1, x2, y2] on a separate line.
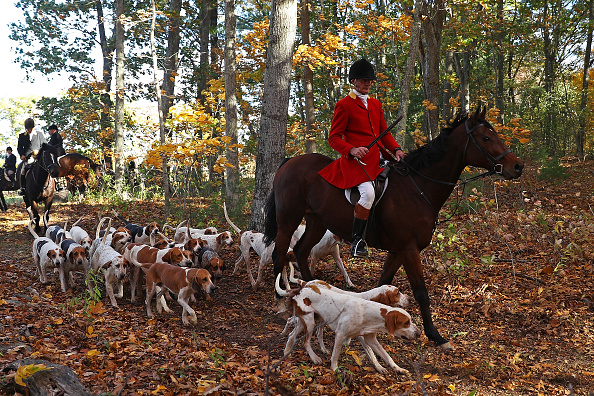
[397, 249, 452, 350]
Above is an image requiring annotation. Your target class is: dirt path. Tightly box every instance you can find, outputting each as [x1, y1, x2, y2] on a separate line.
[0, 164, 593, 395]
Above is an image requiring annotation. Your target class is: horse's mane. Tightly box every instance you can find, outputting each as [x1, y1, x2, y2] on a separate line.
[37, 143, 59, 159]
[403, 111, 491, 171]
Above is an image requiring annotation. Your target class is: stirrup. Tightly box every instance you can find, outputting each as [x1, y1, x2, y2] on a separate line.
[350, 239, 368, 258]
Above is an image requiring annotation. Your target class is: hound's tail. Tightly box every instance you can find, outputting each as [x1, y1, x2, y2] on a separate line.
[112, 209, 129, 226]
[27, 222, 40, 239]
[223, 202, 242, 235]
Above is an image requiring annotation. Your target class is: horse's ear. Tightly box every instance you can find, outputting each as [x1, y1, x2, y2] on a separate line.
[478, 103, 486, 120]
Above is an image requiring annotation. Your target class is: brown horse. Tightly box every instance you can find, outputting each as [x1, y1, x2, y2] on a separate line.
[57, 153, 102, 195]
[264, 106, 524, 350]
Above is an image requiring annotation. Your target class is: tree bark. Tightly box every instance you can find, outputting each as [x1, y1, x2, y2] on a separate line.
[225, 0, 240, 210]
[96, 0, 114, 170]
[398, 0, 423, 150]
[453, 50, 471, 114]
[494, 0, 505, 123]
[249, 0, 298, 231]
[151, 0, 170, 218]
[113, 0, 125, 185]
[577, 0, 593, 158]
[199, 0, 212, 100]
[301, 0, 316, 153]
[3, 359, 93, 396]
[420, 0, 446, 139]
[161, 0, 182, 123]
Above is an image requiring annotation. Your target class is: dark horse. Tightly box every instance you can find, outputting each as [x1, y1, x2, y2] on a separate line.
[57, 153, 102, 195]
[264, 105, 524, 350]
[0, 169, 18, 211]
[23, 143, 61, 234]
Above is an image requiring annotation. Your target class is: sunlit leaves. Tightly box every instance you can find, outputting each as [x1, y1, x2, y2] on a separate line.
[15, 363, 52, 387]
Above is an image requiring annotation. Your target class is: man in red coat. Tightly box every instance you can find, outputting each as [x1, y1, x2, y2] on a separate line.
[319, 59, 405, 257]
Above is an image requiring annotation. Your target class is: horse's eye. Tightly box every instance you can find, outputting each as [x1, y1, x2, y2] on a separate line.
[482, 136, 491, 142]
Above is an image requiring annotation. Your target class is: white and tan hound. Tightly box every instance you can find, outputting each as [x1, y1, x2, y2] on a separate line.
[137, 262, 216, 325]
[276, 269, 420, 374]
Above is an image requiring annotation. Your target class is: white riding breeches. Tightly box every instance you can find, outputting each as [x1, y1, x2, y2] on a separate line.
[356, 181, 375, 210]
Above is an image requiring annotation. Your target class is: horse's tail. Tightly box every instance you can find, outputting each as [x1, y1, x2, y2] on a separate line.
[263, 190, 277, 247]
[263, 157, 292, 247]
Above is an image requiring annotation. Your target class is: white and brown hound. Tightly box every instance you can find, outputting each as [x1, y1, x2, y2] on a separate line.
[276, 270, 420, 373]
[90, 218, 130, 307]
[137, 261, 216, 325]
[59, 238, 90, 293]
[113, 210, 159, 245]
[123, 243, 194, 303]
[30, 224, 66, 286]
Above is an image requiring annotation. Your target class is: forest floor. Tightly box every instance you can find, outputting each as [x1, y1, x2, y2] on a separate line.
[0, 160, 593, 396]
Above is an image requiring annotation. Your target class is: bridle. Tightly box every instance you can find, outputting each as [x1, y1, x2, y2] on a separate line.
[463, 119, 511, 178]
[31, 150, 58, 190]
[394, 118, 513, 228]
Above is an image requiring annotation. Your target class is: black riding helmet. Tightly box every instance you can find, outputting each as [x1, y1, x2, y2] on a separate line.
[348, 58, 376, 82]
[24, 118, 35, 130]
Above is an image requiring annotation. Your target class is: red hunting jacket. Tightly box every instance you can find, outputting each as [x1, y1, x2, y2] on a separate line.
[319, 92, 401, 189]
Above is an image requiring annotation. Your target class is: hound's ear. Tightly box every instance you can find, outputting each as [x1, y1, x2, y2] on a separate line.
[385, 310, 409, 335]
[161, 249, 172, 262]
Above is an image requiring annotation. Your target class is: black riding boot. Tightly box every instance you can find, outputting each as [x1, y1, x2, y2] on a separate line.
[19, 173, 26, 195]
[351, 204, 370, 258]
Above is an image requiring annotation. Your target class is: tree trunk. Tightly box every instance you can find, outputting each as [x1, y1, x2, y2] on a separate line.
[96, 0, 114, 170]
[398, 0, 423, 150]
[199, 0, 212, 100]
[453, 50, 471, 114]
[442, 50, 454, 124]
[151, 0, 170, 218]
[420, 0, 446, 139]
[577, 0, 593, 159]
[494, 0, 505, 123]
[542, 0, 556, 156]
[301, 0, 316, 153]
[3, 359, 93, 396]
[249, 0, 298, 231]
[113, 0, 125, 186]
[225, 0, 240, 210]
[161, 0, 182, 123]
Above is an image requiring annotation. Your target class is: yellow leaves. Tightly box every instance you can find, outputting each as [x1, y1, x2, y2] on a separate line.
[345, 349, 363, 365]
[151, 384, 168, 394]
[87, 325, 97, 338]
[293, 33, 351, 69]
[15, 363, 52, 387]
[86, 349, 101, 358]
[423, 99, 438, 111]
[423, 373, 440, 382]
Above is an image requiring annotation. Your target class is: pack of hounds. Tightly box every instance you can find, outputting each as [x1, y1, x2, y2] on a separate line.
[27, 205, 422, 374]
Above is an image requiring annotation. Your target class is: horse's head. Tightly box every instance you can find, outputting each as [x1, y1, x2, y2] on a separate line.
[462, 105, 524, 180]
[38, 143, 61, 178]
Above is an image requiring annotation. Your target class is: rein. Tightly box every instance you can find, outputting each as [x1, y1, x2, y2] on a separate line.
[30, 152, 57, 192]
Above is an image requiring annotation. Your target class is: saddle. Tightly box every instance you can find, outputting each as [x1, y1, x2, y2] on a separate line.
[345, 162, 391, 206]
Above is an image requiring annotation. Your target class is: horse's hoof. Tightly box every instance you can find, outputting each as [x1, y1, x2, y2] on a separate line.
[438, 341, 454, 351]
